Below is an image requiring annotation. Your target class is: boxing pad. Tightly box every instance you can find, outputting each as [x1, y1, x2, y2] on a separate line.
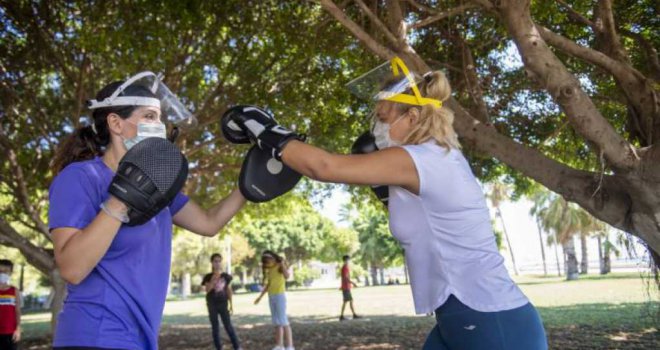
[239, 145, 302, 203]
[109, 137, 188, 226]
[351, 131, 389, 206]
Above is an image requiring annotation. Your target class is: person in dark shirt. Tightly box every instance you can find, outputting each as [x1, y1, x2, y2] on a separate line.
[202, 253, 241, 350]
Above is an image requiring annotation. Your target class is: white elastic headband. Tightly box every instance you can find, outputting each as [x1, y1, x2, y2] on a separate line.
[87, 71, 161, 110]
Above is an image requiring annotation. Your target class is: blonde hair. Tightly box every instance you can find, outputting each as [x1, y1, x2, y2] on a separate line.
[394, 71, 460, 150]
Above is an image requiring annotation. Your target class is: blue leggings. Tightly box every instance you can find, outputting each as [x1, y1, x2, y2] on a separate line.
[422, 295, 547, 350]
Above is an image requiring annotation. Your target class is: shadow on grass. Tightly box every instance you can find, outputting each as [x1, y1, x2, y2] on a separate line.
[516, 273, 648, 286]
[20, 303, 659, 349]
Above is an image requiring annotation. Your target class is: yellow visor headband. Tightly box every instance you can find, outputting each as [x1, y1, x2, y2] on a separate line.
[382, 57, 442, 108]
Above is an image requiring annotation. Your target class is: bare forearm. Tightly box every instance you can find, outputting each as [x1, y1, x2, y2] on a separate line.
[176, 189, 246, 236]
[56, 211, 122, 284]
[281, 141, 335, 181]
[207, 189, 246, 232]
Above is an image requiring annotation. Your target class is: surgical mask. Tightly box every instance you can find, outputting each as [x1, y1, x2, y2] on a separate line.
[373, 115, 405, 149]
[122, 122, 167, 151]
[0, 273, 10, 284]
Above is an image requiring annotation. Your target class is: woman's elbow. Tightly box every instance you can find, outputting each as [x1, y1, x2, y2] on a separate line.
[58, 267, 86, 285]
[305, 157, 335, 182]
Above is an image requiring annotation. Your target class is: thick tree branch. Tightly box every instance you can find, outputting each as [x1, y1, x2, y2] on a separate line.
[354, 0, 400, 48]
[318, 0, 394, 60]
[0, 217, 53, 276]
[459, 36, 490, 123]
[537, 25, 659, 146]
[498, 0, 638, 171]
[620, 28, 660, 82]
[593, 0, 627, 63]
[385, 0, 407, 46]
[410, 4, 478, 29]
[0, 124, 51, 238]
[405, 0, 438, 14]
[555, 0, 594, 28]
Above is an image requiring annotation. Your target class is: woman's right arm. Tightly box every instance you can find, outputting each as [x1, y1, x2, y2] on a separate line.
[52, 196, 125, 285]
[281, 140, 420, 194]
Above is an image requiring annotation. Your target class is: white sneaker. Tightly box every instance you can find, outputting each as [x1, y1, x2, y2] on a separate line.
[272, 347, 284, 350]
[285, 347, 295, 350]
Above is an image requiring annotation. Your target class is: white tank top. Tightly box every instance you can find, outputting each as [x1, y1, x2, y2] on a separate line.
[388, 141, 529, 314]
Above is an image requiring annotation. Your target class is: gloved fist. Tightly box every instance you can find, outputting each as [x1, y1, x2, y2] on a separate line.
[351, 131, 389, 206]
[221, 105, 304, 160]
[108, 138, 188, 226]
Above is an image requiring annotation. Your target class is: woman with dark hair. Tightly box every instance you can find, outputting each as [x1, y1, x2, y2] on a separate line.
[48, 74, 246, 350]
[202, 253, 241, 350]
[254, 250, 294, 350]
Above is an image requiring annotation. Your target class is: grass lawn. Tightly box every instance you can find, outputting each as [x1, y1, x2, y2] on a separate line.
[20, 272, 659, 349]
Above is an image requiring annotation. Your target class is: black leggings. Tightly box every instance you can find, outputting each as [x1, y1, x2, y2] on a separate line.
[207, 300, 240, 350]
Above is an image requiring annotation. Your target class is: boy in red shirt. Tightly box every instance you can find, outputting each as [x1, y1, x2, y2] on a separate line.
[0, 259, 20, 350]
[339, 255, 360, 321]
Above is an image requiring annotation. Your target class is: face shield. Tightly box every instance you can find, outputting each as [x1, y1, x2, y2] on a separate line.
[87, 71, 197, 130]
[346, 57, 441, 109]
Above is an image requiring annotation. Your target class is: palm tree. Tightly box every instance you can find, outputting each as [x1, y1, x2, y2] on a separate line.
[536, 194, 583, 280]
[488, 183, 519, 276]
[529, 191, 550, 276]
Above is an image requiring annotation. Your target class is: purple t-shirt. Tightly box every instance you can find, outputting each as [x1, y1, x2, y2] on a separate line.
[48, 157, 189, 350]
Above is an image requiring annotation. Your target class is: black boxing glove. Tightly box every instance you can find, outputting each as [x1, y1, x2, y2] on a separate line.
[221, 105, 304, 160]
[351, 131, 389, 206]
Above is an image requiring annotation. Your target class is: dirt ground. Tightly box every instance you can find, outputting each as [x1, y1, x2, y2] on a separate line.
[20, 315, 659, 349]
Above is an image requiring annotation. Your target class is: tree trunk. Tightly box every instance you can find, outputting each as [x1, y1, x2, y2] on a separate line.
[403, 260, 409, 284]
[379, 267, 385, 285]
[554, 237, 562, 276]
[598, 236, 606, 274]
[580, 234, 589, 274]
[497, 208, 519, 275]
[50, 268, 67, 333]
[181, 272, 191, 299]
[603, 252, 612, 274]
[370, 265, 379, 286]
[563, 237, 579, 280]
[536, 218, 548, 276]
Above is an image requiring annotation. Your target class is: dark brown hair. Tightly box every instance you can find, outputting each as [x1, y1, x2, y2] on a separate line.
[51, 81, 156, 174]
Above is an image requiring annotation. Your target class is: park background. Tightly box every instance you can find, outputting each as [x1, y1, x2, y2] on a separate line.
[0, 1, 658, 349]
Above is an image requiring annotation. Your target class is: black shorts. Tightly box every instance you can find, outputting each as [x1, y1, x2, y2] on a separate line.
[342, 289, 353, 302]
[0, 334, 17, 350]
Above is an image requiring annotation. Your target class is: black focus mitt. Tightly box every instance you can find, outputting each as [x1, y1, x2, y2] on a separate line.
[109, 137, 188, 226]
[238, 145, 302, 202]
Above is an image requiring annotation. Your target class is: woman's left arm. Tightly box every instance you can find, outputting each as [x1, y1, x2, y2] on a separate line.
[173, 188, 246, 237]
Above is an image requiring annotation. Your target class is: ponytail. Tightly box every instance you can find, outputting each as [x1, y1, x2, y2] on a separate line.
[394, 70, 461, 150]
[51, 125, 105, 174]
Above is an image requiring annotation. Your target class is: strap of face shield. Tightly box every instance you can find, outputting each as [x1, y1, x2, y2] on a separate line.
[381, 57, 442, 108]
[87, 71, 162, 110]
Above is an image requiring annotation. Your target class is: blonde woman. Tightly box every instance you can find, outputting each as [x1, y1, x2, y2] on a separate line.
[223, 58, 547, 349]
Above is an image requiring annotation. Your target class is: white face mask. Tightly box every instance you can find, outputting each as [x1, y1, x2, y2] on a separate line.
[0, 273, 10, 284]
[373, 115, 405, 150]
[122, 122, 167, 151]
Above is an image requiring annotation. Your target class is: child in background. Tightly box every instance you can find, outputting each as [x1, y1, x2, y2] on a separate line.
[202, 253, 241, 350]
[254, 251, 294, 350]
[339, 255, 360, 321]
[0, 259, 20, 350]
